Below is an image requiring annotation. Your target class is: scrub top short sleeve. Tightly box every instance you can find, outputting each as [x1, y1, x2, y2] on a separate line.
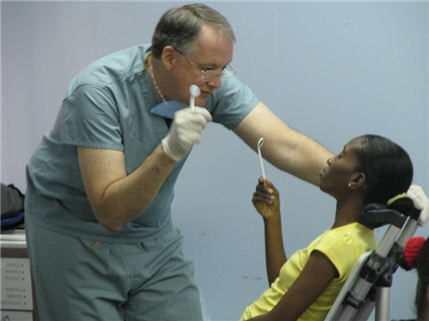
[206, 75, 261, 130]
[62, 84, 124, 151]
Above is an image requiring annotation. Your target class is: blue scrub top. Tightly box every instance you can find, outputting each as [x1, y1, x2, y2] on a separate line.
[26, 44, 260, 243]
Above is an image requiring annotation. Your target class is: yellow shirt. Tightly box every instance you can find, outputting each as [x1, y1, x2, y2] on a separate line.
[240, 222, 376, 321]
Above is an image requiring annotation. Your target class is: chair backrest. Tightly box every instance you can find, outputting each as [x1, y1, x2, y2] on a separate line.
[324, 205, 420, 321]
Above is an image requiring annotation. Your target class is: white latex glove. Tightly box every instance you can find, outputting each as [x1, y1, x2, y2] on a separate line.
[407, 185, 429, 226]
[162, 107, 212, 162]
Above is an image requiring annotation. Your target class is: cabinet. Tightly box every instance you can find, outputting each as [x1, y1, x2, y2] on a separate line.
[1, 230, 39, 321]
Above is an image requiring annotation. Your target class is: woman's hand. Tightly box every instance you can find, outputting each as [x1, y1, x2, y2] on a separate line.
[252, 177, 280, 219]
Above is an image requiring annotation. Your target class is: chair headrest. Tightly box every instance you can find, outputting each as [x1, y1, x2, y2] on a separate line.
[359, 203, 407, 229]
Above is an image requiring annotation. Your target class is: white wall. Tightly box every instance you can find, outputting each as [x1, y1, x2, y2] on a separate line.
[2, 1, 428, 320]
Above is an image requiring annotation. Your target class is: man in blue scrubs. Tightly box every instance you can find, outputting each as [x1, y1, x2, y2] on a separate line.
[25, 3, 334, 320]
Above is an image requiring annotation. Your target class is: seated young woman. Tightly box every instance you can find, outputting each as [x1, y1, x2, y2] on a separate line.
[240, 134, 415, 321]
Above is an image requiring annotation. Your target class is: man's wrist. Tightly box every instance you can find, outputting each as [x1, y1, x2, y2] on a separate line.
[161, 139, 181, 162]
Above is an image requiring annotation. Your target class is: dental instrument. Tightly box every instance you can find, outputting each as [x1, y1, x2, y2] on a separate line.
[257, 138, 267, 186]
[189, 85, 200, 110]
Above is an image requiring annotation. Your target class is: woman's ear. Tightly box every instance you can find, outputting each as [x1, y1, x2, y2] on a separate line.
[161, 46, 177, 71]
[349, 172, 366, 189]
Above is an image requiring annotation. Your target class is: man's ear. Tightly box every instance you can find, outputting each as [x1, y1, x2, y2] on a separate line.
[161, 46, 177, 71]
[349, 172, 366, 189]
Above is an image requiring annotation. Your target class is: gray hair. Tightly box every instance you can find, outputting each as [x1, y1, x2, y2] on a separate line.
[151, 3, 236, 59]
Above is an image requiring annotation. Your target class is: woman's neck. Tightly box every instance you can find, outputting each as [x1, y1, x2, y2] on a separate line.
[332, 199, 365, 229]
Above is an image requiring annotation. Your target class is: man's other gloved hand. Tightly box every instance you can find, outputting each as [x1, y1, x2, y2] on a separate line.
[162, 107, 212, 162]
[407, 185, 429, 226]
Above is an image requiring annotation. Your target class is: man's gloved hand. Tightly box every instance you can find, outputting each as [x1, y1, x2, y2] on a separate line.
[162, 107, 212, 162]
[407, 185, 429, 226]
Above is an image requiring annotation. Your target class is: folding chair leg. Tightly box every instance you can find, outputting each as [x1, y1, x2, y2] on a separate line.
[375, 287, 390, 321]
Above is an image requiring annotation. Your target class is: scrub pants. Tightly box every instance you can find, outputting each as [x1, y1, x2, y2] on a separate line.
[25, 215, 203, 321]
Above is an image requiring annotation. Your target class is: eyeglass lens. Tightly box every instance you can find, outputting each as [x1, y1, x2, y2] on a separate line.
[202, 66, 235, 80]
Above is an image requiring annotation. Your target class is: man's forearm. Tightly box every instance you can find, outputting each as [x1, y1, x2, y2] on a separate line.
[80, 144, 176, 232]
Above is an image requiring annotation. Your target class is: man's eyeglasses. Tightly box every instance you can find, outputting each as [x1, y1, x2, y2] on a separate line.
[176, 50, 235, 81]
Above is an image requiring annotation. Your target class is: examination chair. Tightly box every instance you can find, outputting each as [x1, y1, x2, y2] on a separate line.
[324, 204, 421, 321]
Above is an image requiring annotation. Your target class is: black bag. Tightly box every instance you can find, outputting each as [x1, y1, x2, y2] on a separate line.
[1, 183, 25, 229]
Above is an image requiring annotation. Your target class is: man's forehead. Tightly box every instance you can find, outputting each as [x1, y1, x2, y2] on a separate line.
[190, 27, 233, 65]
